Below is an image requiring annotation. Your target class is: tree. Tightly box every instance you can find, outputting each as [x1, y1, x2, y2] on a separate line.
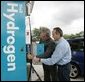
[32, 28, 40, 41]
[64, 31, 84, 39]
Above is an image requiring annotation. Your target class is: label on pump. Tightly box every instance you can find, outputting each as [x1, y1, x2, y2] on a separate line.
[1, 1, 27, 81]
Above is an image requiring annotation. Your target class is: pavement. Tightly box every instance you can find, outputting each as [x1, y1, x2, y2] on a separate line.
[27, 63, 84, 81]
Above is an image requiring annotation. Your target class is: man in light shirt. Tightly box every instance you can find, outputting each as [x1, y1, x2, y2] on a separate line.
[28, 27, 72, 81]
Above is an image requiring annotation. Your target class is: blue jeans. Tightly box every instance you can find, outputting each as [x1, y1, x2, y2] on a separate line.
[57, 63, 71, 81]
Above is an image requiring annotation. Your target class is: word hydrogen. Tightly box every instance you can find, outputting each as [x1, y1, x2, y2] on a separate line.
[3, 2, 19, 71]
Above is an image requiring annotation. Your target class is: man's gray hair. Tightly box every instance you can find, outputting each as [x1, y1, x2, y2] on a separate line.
[40, 27, 51, 36]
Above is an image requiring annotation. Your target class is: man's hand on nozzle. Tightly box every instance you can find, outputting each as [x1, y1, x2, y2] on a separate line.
[27, 54, 34, 60]
[33, 56, 41, 63]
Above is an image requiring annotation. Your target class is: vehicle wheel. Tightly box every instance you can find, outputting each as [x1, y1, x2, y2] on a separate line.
[70, 63, 80, 79]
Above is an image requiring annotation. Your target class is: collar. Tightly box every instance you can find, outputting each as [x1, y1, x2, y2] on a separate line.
[55, 37, 64, 44]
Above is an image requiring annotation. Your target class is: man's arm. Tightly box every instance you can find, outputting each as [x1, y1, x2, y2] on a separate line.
[40, 43, 68, 65]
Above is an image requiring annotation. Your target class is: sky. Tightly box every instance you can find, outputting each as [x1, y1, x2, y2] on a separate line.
[30, 1, 84, 34]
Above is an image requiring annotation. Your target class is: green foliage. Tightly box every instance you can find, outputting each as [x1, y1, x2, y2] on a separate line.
[64, 31, 84, 39]
[32, 28, 40, 41]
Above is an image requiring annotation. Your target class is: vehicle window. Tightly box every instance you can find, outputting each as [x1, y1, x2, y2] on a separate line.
[69, 39, 84, 51]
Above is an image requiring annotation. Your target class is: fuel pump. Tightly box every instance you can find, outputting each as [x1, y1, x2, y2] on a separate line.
[1, 1, 43, 81]
[1, 1, 34, 81]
